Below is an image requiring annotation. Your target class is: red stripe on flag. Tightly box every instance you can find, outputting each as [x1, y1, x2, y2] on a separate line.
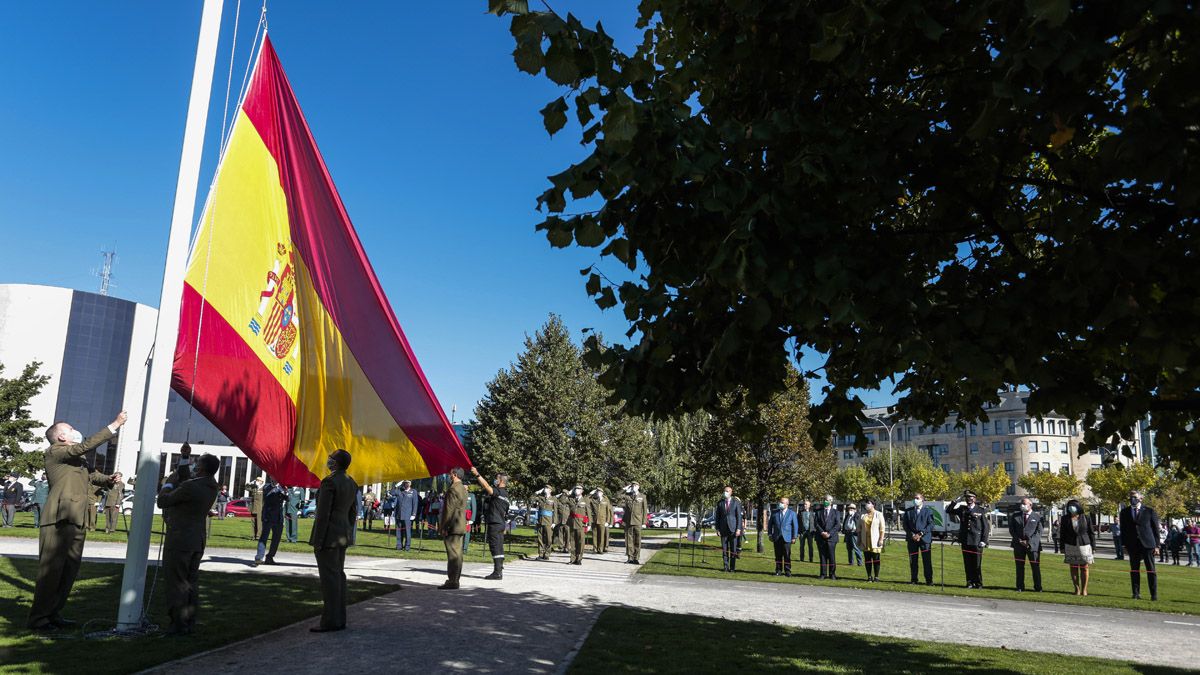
[239, 37, 468, 475]
[172, 282, 319, 487]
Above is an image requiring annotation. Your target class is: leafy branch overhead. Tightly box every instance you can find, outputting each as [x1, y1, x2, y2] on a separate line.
[490, 1, 1200, 469]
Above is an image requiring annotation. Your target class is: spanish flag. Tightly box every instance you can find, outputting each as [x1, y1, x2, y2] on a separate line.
[171, 36, 468, 488]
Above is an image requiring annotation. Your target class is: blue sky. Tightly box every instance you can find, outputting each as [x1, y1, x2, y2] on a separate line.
[0, 1, 891, 419]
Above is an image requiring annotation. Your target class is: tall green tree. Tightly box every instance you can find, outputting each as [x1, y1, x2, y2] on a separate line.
[0, 362, 50, 477]
[861, 445, 947, 503]
[832, 465, 880, 504]
[487, 0, 1200, 470]
[692, 367, 835, 552]
[949, 465, 1012, 506]
[1085, 462, 1159, 516]
[1017, 470, 1083, 507]
[468, 315, 652, 502]
[647, 411, 711, 513]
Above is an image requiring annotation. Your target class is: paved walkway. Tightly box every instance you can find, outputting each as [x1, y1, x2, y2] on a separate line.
[2, 537, 1196, 672]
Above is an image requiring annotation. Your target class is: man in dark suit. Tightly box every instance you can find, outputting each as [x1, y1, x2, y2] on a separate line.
[27, 412, 126, 631]
[310, 449, 358, 631]
[1119, 489, 1162, 601]
[902, 493, 934, 585]
[814, 495, 841, 579]
[715, 486, 745, 572]
[1009, 497, 1042, 592]
[157, 453, 220, 635]
[395, 480, 419, 551]
[254, 478, 287, 566]
[949, 491, 991, 589]
[798, 499, 814, 562]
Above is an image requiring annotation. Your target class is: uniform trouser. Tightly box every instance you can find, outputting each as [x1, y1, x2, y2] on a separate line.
[963, 546, 983, 586]
[553, 524, 565, 550]
[626, 525, 642, 562]
[1114, 535, 1124, 559]
[487, 523, 505, 567]
[799, 531, 814, 560]
[592, 525, 609, 553]
[164, 547, 203, 631]
[286, 514, 298, 542]
[908, 540, 933, 583]
[1128, 546, 1158, 598]
[1014, 546, 1042, 590]
[252, 512, 261, 539]
[257, 516, 283, 561]
[444, 533, 464, 585]
[2, 504, 14, 526]
[314, 546, 348, 629]
[865, 550, 881, 578]
[105, 506, 119, 533]
[772, 538, 792, 573]
[28, 522, 86, 627]
[845, 532, 863, 564]
[397, 520, 413, 550]
[537, 520, 553, 557]
[817, 537, 838, 577]
[32, 504, 41, 528]
[86, 505, 96, 531]
[721, 534, 741, 570]
[569, 526, 585, 563]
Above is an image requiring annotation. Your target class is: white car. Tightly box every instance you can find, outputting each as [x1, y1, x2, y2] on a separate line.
[650, 512, 695, 528]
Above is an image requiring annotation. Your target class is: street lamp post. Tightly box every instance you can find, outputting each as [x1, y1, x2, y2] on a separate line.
[868, 414, 899, 519]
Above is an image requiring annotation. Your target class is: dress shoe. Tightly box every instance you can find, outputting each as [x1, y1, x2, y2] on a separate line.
[774, 571, 781, 576]
[29, 623, 59, 633]
[309, 626, 345, 633]
[264, 558, 278, 565]
[818, 575, 827, 580]
[784, 571, 791, 577]
[829, 575, 838, 581]
[1133, 593, 1141, 599]
[1151, 595, 1158, 601]
[926, 581, 934, 586]
[437, 582, 460, 590]
[49, 617, 76, 628]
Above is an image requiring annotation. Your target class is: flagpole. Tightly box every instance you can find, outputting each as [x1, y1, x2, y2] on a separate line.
[117, 0, 226, 630]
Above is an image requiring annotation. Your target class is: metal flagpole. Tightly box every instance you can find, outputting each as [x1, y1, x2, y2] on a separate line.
[116, 0, 226, 630]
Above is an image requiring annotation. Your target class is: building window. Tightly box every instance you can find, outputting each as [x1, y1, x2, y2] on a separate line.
[933, 444, 950, 455]
[1069, 422, 1077, 435]
[944, 424, 952, 433]
[1040, 441, 1050, 453]
[990, 441, 1000, 454]
[970, 424, 977, 436]
[1028, 440, 1037, 454]
[907, 426, 915, 440]
[981, 422, 989, 436]
[994, 420, 1003, 435]
[1035, 419, 1045, 434]
[1004, 441, 1013, 453]
[1008, 419, 1017, 434]
[1059, 420, 1067, 435]
[941, 463, 951, 472]
[1061, 464, 1070, 474]
[1022, 419, 1031, 433]
[970, 442, 979, 454]
[1042, 462, 1051, 471]
[234, 456, 248, 498]
[1004, 461, 1015, 472]
[1059, 441, 1068, 454]
[1029, 462, 1039, 473]
[843, 450, 853, 459]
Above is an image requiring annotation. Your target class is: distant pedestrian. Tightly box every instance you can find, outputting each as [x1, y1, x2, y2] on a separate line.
[1111, 519, 1124, 560]
[285, 485, 303, 543]
[1060, 500, 1095, 596]
[798, 499, 815, 562]
[310, 450, 358, 632]
[438, 468, 468, 590]
[253, 478, 286, 566]
[1159, 522, 1169, 563]
[843, 503, 863, 566]
[157, 453, 220, 636]
[381, 489, 395, 533]
[714, 486, 744, 572]
[1185, 520, 1200, 567]
[215, 485, 229, 520]
[30, 471, 48, 528]
[1119, 490, 1161, 601]
[103, 476, 125, 533]
[1167, 525, 1185, 565]
[2, 474, 23, 527]
[1051, 518, 1061, 554]
[363, 489, 377, 531]
[463, 489, 476, 553]
[394, 481, 419, 551]
[767, 497, 798, 576]
[861, 499, 885, 582]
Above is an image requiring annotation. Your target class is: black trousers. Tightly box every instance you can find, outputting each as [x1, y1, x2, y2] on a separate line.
[1014, 545, 1042, 590]
[487, 523, 505, 563]
[1129, 545, 1158, 598]
[256, 516, 283, 561]
[907, 539, 932, 583]
[865, 550, 881, 578]
[799, 531, 814, 560]
[963, 546, 984, 586]
[721, 533, 741, 570]
[817, 537, 838, 577]
[772, 538, 792, 572]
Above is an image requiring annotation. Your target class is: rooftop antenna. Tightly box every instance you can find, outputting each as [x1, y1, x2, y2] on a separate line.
[94, 247, 117, 296]
[451, 404, 458, 424]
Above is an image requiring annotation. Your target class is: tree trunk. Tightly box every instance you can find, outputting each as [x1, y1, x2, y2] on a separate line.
[756, 490, 766, 553]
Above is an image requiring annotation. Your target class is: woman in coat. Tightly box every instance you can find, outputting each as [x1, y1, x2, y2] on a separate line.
[861, 499, 887, 582]
[1059, 499, 1095, 595]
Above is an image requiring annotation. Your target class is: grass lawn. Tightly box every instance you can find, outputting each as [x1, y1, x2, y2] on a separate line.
[0, 556, 398, 674]
[569, 607, 1190, 674]
[0, 510, 542, 564]
[642, 536, 1200, 616]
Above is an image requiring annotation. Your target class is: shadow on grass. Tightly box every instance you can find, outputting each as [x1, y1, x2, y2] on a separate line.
[570, 607, 1190, 675]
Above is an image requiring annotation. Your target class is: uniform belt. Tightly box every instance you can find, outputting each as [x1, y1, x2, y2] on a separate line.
[570, 514, 590, 522]
[540, 509, 554, 518]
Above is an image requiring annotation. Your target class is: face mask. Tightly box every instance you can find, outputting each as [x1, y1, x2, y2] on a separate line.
[914, 499, 923, 507]
[822, 500, 831, 507]
[574, 490, 582, 497]
[849, 509, 856, 515]
[632, 486, 639, 494]
[68, 429, 83, 444]
[866, 504, 874, 512]
[1129, 496, 1140, 506]
[778, 502, 786, 509]
[724, 491, 732, 499]
[1067, 504, 1079, 515]
[1020, 504, 1031, 513]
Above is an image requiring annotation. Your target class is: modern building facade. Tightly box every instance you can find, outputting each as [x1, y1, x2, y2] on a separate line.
[835, 390, 1142, 505]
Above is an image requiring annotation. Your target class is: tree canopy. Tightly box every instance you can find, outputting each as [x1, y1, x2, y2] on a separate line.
[1084, 462, 1159, 515]
[487, 0, 1200, 469]
[0, 362, 50, 477]
[1017, 469, 1083, 507]
[949, 465, 1011, 506]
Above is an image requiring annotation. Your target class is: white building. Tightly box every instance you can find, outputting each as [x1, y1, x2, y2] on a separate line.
[0, 283, 266, 498]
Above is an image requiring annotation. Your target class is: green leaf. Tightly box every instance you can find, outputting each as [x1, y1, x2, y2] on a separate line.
[1026, 0, 1070, 27]
[544, 39, 581, 85]
[540, 97, 569, 135]
[809, 39, 844, 63]
[487, 0, 528, 16]
[575, 219, 605, 247]
[585, 273, 602, 296]
[604, 93, 638, 143]
[596, 287, 618, 309]
[546, 228, 573, 248]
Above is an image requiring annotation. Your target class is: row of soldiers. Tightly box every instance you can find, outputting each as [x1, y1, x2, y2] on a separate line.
[529, 482, 650, 565]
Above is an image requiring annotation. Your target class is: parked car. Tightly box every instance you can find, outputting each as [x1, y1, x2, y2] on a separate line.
[650, 512, 696, 528]
[224, 498, 252, 518]
[300, 500, 317, 518]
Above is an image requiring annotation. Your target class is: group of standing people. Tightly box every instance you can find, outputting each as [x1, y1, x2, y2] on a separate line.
[529, 482, 646, 565]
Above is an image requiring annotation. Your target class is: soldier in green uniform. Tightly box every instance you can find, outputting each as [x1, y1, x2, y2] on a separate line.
[438, 467, 468, 590]
[249, 476, 264, 540]
[618, 481, 650, 564]
[27, 411, 127, 631]
[157, 453, 220, 635]
[530, 485, 556, 560]
[285, 485, 303, 543]
[85, 483, 101, 532]
[566, 486, 589, 565]
[310, 450, 358, 632]
[553, 490, 570, 553]
[30, 471, 49, 528]
[104, 476, 125, 533]
[590, 487, 613, 554]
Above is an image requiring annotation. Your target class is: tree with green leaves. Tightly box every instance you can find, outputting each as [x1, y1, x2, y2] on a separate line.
[467, 315, 653, 503]
[646, 411, 711, 513]
[861, 445, 945, 503]
[1146, 466, 1199, 520]
[948, 465, 1012, 506]
[487, 0, 1200, 470]
[833, 465, 880, 504]
[1085, 462, 1159, 516]
[1017, 470, 1083, 508]
[0, 362, 50, 477]
[691, 366, 834, 551]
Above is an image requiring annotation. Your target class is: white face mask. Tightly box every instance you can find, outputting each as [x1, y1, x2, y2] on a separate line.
[632, 486, 639, 494]
[1020, 504, 1031, 513]
[724, 491, 732, 499]
[866, 504, 875, 512]
[779, 502, 786, 509]
[68, 429, 83, 444]
[914, 499, 923, 508]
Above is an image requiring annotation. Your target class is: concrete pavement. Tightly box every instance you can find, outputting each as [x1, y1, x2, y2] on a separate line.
[2, 536, 1196, 672]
